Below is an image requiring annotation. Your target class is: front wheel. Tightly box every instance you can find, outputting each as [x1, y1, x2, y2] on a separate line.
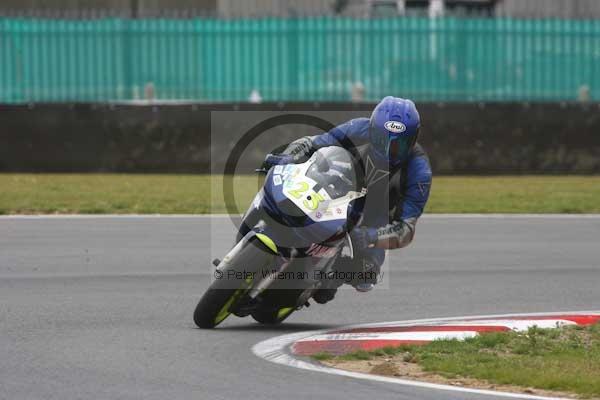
[193, 238, 274, 329]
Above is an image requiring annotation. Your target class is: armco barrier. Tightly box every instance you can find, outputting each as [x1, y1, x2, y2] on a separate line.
[0, 102, 599, 174]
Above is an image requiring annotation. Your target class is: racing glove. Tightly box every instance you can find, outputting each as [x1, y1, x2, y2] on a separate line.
[351, 219, 417, 251]
[260, 137, 317, 171]
[374, 218, 416, 249]
[262, 153, 293, 170]
[281, 136, 316, 163]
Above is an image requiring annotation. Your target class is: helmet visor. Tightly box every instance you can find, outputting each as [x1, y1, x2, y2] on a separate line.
[370, 122, 418, 164]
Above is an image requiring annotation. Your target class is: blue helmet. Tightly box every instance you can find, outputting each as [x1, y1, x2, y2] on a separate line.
[369, 96, 421, 166]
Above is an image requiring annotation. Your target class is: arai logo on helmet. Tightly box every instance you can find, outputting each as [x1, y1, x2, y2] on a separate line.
[384, 121, 406, 134]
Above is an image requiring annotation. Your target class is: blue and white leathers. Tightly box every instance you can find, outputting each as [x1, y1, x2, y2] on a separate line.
[292, 98, 432, 275]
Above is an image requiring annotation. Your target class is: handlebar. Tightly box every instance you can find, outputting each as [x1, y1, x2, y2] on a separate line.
[255, 153, 292, 174]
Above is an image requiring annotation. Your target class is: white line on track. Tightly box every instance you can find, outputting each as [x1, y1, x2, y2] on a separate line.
[252, 311, 600, 400]
[1, 214, 600, 219]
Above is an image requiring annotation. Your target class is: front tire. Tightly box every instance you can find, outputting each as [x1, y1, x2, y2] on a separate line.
[194, 238, 274, 329]
[194, 284, 249, 329]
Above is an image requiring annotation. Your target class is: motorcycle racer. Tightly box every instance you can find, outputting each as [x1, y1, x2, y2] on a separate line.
[265, 96, 432, 303]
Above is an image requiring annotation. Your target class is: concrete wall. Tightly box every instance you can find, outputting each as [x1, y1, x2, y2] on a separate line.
[0, 0, 217, 17]
[2, 0, 600, 18]
[497, 0, 600, 19]
[1, 102, 599, 174]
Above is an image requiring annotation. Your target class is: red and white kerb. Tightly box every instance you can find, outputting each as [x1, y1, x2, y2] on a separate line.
[291, 314, 600, 356]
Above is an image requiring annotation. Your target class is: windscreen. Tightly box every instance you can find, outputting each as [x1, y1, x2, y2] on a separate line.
[305, 147, 357, 200]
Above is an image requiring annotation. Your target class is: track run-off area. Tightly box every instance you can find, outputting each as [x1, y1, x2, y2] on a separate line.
[1, 215, 599, 400]
[254, 312, 600, 400]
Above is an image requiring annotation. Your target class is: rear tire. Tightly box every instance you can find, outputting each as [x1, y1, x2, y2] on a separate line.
[193, 238, 274, 329]
[250, 288, 305, 325]
[251, 307, 295, 325]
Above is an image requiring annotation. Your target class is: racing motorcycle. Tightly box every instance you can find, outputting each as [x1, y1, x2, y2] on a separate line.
[193, 146, 367, 329]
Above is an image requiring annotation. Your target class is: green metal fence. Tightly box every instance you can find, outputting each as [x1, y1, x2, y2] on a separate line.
[1, 17, 599, 103]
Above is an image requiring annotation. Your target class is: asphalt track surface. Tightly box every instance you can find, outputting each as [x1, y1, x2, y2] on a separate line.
[1, 215, 599, 400]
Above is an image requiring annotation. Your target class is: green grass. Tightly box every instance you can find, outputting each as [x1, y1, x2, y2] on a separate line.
[0, 174, 261, 214]
[311, 352, 336, 361]
[314, 323, 600, 398]
[0, 174, 599, 214]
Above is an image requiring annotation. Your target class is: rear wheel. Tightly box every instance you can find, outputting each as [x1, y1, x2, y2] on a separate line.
[251, 307, 295, 325]
[193, 238, 274, 329]
[250, 288, 305, 325]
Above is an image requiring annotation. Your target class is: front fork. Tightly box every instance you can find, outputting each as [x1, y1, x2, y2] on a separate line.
[235, 203, 349, 306]
[234, 207, 284, 299]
